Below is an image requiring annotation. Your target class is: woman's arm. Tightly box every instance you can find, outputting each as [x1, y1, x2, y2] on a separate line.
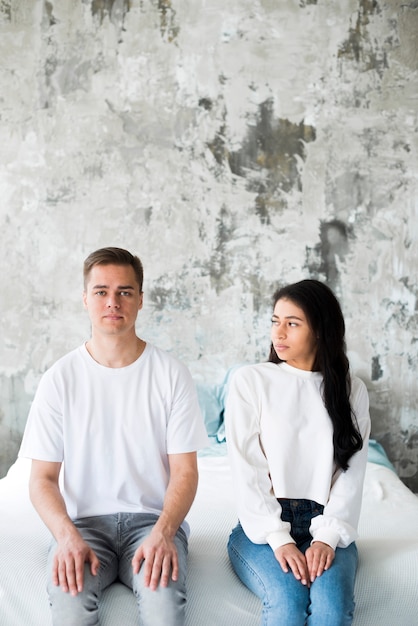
[310, 377, 371, 549]
[225, 367, 294, 549]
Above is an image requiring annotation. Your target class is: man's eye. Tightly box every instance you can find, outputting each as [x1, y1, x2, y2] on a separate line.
[96, 291, 106, 296]
[120, 291, 131, 296]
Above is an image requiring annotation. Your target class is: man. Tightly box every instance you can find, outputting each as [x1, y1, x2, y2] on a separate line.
[19, 247, 209, 625]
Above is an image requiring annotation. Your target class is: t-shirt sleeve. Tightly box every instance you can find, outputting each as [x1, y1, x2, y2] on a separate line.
[18, 369, 64, 462]
[165, 362, 209, 454]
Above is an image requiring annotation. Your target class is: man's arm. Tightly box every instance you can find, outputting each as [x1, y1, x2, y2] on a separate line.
[29, 460, 100, 595]
[132, 451, 198, 591]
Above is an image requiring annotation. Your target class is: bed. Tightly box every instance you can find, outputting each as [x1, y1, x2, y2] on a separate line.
[1, 439, 418, 626]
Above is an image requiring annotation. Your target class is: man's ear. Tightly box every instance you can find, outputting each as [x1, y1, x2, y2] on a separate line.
[82, 291, 88, 309]
[138, 292, 144, 311]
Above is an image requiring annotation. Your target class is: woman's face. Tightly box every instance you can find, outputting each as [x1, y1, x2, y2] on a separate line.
[271, 297, 318, 371]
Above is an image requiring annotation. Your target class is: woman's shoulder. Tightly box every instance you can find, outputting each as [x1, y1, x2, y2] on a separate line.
[350, 374, 370, 427]
[228, 362, 281, 389]
[350, 373, 369, 397]
[232, 361, 276, 377]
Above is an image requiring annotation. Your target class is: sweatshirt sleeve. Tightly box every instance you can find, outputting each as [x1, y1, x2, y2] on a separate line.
[225, 367, 294, 550]
[309, 377, 371, 549]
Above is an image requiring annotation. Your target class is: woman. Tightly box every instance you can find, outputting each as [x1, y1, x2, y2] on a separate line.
[225, 279, 371, 626]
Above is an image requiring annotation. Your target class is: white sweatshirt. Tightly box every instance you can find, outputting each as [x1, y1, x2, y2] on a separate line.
[225, 361, 371, 551]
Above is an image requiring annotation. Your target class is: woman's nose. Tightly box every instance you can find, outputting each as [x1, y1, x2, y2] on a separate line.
[273, 324, 285, 339]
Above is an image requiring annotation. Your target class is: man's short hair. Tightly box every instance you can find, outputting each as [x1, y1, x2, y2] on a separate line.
[83, 247, 144, 292]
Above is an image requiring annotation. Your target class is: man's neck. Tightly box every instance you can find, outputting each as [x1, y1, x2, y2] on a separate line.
[85, 335, 146, 368]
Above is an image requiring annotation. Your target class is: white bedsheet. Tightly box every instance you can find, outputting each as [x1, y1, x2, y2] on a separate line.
[1, 456, 417, 625]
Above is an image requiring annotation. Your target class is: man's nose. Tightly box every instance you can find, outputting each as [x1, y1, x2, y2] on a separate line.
[107, 294, 120, 308]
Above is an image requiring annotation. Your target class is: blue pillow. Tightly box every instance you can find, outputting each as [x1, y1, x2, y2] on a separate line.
[367, 439, 396, 472]
[195, 382, 223, 437]
[215, 363, 249, 442]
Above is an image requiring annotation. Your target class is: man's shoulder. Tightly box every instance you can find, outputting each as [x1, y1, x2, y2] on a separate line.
[143, 344, 192, 382]
[144, 343, 191, 377]
[42, 345, 85, 378]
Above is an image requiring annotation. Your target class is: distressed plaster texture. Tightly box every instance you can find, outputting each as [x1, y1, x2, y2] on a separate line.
[1, 0, 417, 489]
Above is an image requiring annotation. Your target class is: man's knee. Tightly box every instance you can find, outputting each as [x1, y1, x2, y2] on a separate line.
[133, 578, 187, 626]
[131, 536, 187, 626]
[47, 564, 101, 626]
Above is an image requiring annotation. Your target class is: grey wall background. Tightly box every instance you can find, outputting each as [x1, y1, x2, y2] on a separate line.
[1, 0, 417, 490]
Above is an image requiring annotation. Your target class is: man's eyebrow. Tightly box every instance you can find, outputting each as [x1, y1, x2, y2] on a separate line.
[92, 284, 135, 290]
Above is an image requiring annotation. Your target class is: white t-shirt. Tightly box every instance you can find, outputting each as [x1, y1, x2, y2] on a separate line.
[19, 343, 209, 532]
[225, 361, 371, 551]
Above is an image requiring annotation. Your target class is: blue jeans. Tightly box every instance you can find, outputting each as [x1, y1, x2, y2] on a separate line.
[47, 513, 188, 626]
[228, 500, 358, 626]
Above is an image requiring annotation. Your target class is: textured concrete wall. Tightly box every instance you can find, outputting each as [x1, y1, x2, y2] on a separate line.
[1, 0, 417, 489]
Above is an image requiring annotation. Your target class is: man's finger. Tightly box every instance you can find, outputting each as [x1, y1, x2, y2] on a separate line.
[132, 548, 144, 575]
[171, 552, 179, 582]
[88, 550, 100, 577]
[73, 559, 85, 594]
[149, 554, 164, 591]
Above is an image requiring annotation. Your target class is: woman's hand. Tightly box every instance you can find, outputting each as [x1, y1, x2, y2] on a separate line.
[274, 543, 310, 586]
[305, 541, 335, 582]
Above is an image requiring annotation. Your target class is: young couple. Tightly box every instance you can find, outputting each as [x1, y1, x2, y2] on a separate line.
[20, 246, 370, 626]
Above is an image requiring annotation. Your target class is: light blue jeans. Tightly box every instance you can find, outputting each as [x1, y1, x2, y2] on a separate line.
[228, 500, 358, 626]
[47, 513, 188, 626]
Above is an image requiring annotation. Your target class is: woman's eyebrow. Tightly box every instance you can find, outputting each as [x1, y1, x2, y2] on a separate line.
[272, 314, 304, 321]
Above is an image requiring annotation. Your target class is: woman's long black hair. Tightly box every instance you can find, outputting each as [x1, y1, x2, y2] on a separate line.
[268, 279, 363, 471]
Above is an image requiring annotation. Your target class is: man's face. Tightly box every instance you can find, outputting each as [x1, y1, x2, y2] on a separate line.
[83, 263, 143, 338]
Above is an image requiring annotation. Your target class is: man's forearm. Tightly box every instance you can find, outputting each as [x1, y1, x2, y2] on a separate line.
[30, 464, 100, 595]
[29, 463, 79, 543]
[153, 452, 199, 538]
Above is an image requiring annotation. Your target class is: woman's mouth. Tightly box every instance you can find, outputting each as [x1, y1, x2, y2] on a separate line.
[275, 344, 288, 351]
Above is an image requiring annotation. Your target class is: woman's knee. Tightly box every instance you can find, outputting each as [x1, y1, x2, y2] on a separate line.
[308, 595, 355, 626]
[228, 526, 309, 625]
[308, 546, 357, 626]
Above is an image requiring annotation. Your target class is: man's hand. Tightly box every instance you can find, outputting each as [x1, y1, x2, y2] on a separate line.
[28, 460, 100, 596]
[132, 527, 179, 591]
[305, 541, 335, 583]
[131, 451, 198, 591]
[52, 532, 100, 596]
[131, 451, 198, 592]
[274, 543, 310, 586]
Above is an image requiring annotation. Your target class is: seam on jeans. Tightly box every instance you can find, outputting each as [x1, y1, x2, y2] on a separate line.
[97, 552, 118, 593]
[228, 543, 271, 613]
